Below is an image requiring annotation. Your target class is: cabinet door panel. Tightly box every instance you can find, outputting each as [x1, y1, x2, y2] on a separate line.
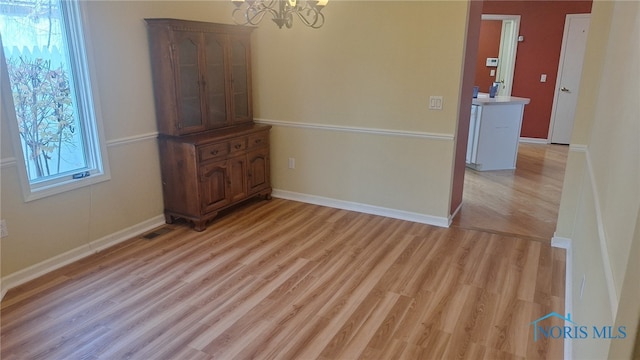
[204, 33, 228, 128]
[247, 148, 270, 194]
[174, 31, 206, 133]
[200, 161, 230, 213]
[228, 156, 248, 202]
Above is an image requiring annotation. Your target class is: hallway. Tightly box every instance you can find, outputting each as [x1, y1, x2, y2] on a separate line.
[452, 143, 569, 242]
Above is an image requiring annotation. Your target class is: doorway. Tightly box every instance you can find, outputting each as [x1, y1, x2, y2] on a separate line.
[454, 13, 569, 240]
[479, 14, 520, 97]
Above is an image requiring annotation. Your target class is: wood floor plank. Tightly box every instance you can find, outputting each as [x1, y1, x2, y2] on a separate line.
[294, 232, 415, 359]
[332, 291, 400, 359]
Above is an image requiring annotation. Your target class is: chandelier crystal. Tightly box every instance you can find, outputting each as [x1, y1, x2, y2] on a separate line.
[232, 0, 328, 29]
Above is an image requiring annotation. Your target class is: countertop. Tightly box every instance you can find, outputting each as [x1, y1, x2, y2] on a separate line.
[472, 93, 531, 106]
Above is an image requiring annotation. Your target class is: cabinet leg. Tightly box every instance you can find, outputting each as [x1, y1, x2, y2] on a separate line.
[165, 213, 175, 224]
[193, 221, 207, 232]
[193, 212, 217, 232]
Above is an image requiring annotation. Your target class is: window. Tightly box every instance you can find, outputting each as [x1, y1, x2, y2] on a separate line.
[1, 0, 109, 201]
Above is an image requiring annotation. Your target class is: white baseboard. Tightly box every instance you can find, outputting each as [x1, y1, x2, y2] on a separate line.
[520, 137, 550, 144]
[552, 234, 573, 360]
[449, 202, 463, 226]
[272, 189, 450, 228]
[551, 234, 571, 249]
[1, 215, 165, 300]
[88, 215, 166, 253]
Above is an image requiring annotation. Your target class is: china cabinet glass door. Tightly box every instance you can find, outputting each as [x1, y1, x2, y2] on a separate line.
[204, 34, 228, 129]
[230, 37, 251, 123]
[175, 32, 206, 133]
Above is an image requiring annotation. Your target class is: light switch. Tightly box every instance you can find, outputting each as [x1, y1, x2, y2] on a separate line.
[540, 74, 547, 82]
[429, 96, 443, 110]
[490, 69, 496, 77]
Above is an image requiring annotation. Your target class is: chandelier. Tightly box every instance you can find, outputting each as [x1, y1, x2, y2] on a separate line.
[232, 0, 328, 29]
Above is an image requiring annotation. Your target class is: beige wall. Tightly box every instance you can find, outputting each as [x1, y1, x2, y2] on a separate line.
[269, 126, 454, 215]
[556, 0, 640, 357]
[252, 1, 469, 218]
[587, 0, 640, 299]
[1, 1, 470, 279]
[253, 1, 466, 134]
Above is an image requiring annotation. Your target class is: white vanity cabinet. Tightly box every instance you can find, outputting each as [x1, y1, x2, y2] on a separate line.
[466, 95, 530, 171]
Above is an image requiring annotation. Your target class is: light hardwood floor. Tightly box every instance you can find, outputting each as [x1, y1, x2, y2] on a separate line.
[453, 143, 569, 242]
[1, 144, 568, 359]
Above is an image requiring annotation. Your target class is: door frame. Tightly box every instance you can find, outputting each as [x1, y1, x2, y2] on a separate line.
[481, 14, 521, 97]
[548, 13, 591, 143]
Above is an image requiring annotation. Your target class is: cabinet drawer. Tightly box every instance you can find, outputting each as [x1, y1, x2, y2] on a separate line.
[248, 132, 269, 149]
[199, 142, 229, 162]
[229, 137, 247, 154]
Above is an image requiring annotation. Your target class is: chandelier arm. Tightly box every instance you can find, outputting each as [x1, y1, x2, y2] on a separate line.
[294, 7, 324, 29]
[312, 12, 325, 28]
[247, 11, 267, 26]
[232, 7, 250, 25]
[231, 0, 327, 29]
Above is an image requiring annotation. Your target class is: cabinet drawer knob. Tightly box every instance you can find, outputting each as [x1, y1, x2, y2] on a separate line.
[210, 150, 219, 155]
[254, 139, 262, 144]
[235, 144, 242, 149]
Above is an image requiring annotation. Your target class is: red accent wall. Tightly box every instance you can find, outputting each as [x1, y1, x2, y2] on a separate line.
[482, 0, 592, 139]
[475, 20, 502, 92]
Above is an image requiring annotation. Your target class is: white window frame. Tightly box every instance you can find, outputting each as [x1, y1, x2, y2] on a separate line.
[1, 0, 110, 202]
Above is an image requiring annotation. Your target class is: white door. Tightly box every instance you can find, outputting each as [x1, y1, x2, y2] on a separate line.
[482, 14, 521, 97]
[549, 14, 590, 144]
[495, 17, 519, 96]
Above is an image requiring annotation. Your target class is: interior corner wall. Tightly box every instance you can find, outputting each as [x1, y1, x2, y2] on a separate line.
[482, 0, 592, 139]
[252, 1, 470, 220]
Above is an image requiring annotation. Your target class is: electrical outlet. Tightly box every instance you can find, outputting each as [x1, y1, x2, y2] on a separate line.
[288, 157, 295, 169]
[0, 219, 8, 238]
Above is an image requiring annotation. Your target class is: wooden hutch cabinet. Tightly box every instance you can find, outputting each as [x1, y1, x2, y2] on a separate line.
[146, 19, 271, 231]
